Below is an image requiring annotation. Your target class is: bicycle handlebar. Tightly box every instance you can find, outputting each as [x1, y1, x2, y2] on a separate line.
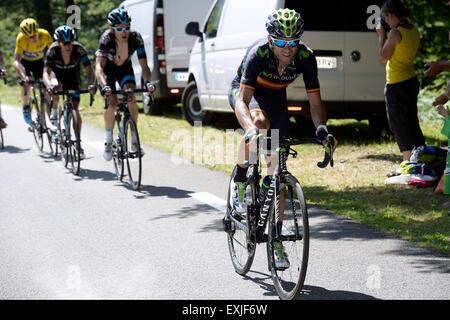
[52, 89, 95, 107]
[282, 136, 335, 168]
[246, 134, 335, 169]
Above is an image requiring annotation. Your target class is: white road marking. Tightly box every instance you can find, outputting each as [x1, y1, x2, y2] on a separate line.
[189, 192, 227, 213]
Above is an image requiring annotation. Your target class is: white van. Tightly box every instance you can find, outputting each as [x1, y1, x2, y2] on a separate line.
[183, 0, 388, 132]
[120, 0, 215, 114]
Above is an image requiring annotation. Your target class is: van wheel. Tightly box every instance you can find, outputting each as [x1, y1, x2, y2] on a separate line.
[182, 81, 215, 126]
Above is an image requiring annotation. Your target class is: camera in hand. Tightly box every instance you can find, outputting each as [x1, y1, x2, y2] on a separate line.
[380, 16, 391, 34]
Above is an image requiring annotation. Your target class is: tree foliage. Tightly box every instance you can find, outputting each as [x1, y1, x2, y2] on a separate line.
[0, 0, 448, 90]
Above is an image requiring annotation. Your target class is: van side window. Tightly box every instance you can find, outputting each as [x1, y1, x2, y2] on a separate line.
[286, 0, 344, 31]
[204, 0, 225, 38]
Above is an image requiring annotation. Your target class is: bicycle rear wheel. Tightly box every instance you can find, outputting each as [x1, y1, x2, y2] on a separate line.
[123, 118, 142, 190]
[64, 110, 81, 175]
[226, 165, 257, 275]
[267, 174, 309, 300]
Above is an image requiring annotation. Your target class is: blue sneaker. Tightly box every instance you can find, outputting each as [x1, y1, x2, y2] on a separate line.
[22, 106, 33, 127]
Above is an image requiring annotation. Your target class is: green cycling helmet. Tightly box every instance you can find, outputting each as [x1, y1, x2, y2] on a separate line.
[266, 8, 304, 39]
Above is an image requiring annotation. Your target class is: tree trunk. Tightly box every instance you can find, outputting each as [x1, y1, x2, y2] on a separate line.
[33, 0, 54, 34]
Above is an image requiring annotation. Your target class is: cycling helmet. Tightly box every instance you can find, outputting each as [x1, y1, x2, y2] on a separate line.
[20, 18, 38, 37]
[53, 25, 76, 42]
[107, 8, 131, 26]
[266, 8, 304, 39]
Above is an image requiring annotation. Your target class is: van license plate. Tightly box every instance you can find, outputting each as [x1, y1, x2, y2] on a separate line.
[174, 72, 189, 82]
[316, 57, 337, 69]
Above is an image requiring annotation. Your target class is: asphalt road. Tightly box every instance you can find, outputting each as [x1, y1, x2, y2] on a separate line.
[0, 104, 449, 300]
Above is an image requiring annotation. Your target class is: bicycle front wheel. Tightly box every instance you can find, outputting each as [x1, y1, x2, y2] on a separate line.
[65, 110, 81, 175]
[267, 174, 309, 300]
[30, 97, 44, 151]
[124, 118, 142, 190]
[226, 165, 257, 275]
[113, 119, 124, 181]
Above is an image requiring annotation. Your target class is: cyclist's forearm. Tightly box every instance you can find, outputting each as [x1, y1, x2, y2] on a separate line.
[141, 65, 151, 83]
[309, 102, 327, 128]
[95, 57, 108, 87]
[42, 68, 52, 88]
[13, 60, 26, 78]
[235, 99, 255, 132]
[86, 66, 96, 86]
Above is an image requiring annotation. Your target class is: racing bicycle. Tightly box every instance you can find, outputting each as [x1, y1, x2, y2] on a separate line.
[223, 132, 335, 300]
[105, 85, 155, 191]
[21, 78, 53, 154]
[50, 89, 94, 175]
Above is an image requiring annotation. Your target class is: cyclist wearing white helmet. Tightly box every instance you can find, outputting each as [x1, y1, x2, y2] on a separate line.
[227, 8, 337, 269]
[95, 8, 155, 161]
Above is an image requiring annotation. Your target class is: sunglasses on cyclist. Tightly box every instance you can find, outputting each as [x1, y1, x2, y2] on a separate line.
[113, 26, 130, 32]
[271, 37, 301, 48]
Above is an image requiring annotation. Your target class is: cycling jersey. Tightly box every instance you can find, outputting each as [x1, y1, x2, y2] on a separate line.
[95, 29, 146, 88]
[45, 41, 91, 95]
[229, 38, 320, 138]
[95, 29, 146, 64]
[231, 39, 320, 94]
[15, 29, 53, 62]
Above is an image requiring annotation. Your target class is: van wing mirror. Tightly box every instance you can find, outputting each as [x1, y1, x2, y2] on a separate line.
[185, 22, 203, 38]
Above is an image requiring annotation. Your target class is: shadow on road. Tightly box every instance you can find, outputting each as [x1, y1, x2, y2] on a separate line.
[241, 270, 378, 300]
[0, 145, 30, 154]
[300, 285, 379, 300]
[150, 203, 218, 222]
[136, 184, 194, 200]
[76, 167, 117, 182]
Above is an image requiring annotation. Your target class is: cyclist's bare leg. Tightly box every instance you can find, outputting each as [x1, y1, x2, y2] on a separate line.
[21, 82, 31, 106]
[122, 82, 138, 124]
[104, 94, 118, 140]
[73, 100, 82, 134]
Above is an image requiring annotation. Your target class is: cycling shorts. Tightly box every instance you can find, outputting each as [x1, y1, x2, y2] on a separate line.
[104, 61, 136, 89]
[22, 58, 44, 79]
[228, 87, 290, 140]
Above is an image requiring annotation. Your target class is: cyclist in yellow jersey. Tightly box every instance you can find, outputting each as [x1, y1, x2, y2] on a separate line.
[13, 18, 53, 128]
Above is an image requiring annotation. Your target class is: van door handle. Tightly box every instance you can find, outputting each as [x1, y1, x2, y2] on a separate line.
[210, 42, 215, 48]
[351, 51, 361, 62]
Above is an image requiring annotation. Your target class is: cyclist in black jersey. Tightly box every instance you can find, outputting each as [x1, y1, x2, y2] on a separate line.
[43, 25, 96, 158]
[95, 8, 155, 161]
[228, 8, 337, 269]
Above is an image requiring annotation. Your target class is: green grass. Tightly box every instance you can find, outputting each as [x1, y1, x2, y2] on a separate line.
[2, 84, 449, 255]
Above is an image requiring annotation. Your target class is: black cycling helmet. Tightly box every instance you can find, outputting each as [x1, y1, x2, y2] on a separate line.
[53, 25, 76, 42]
[266, 8, 304, 39]
[107, 8, 131, 26]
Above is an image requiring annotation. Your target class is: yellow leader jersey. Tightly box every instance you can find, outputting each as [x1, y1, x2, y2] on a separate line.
[15, 29, 53, 61]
